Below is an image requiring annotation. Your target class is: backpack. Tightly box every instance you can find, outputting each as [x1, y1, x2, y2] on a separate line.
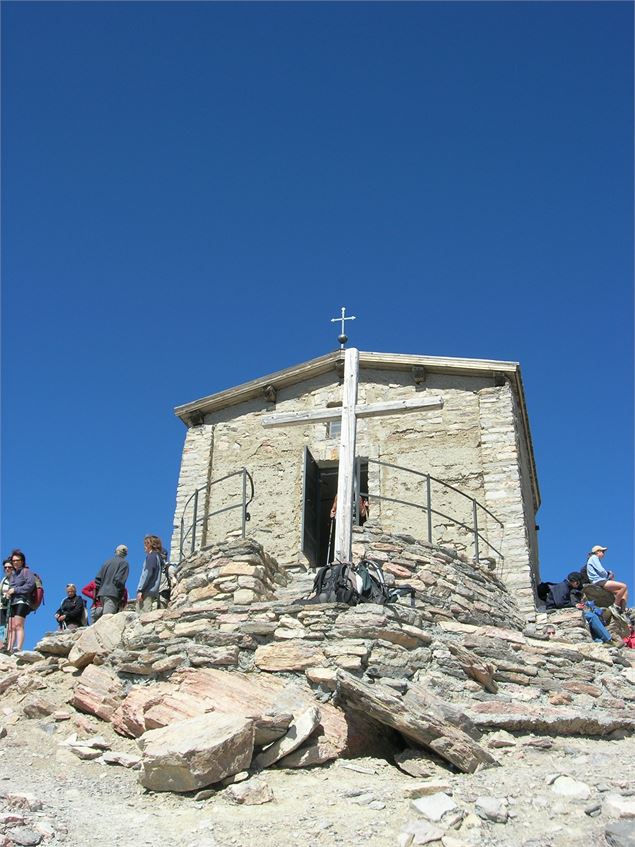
[356, 559, 416, 607]
[309, 563, 360, 605]
[579, 565, 590, 585]
[537, 581, 556, 602]
[158, 555, 173, 602]
[29, 572, 44, 611]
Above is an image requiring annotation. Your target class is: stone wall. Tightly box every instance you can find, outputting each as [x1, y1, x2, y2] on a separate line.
[170, 535, 288, 608]
[478, 382, 538, 619]
[170, 532, 524, 632]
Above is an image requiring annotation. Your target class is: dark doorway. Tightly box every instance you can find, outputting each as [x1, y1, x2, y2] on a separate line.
[301, 448, 368, 568]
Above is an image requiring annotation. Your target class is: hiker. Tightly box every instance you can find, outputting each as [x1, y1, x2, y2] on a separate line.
[575, 599, 614, 646]
[136, 535, 162, 613]
[5, 549, 35, 652]
[0, 559, 13, 650]
[82, 579, 129, 623]
[94, 544, 129, 616]
[329, 495, 370, 525]
[54, 584, 85, 630]
[586, 545, 628, 611]
[545, 572, 583, 610]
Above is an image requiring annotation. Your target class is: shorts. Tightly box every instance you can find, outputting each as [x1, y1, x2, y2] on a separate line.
[9, 599, 31, 619]
[593, 579, 607, 588]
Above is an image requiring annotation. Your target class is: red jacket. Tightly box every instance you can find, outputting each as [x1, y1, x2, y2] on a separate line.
[82, 580, 128, 609]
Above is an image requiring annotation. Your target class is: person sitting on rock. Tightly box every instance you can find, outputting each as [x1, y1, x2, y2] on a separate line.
[586, 545, 628, 612]
[54, 584, 85, 630]
[574, 599, 615, 647]
[545, 572, 583, 609]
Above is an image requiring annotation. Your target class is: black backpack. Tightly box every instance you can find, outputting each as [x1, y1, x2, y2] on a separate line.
[356, 559, 416, 607]
[308, 563, 360, 605]
[537, 581, 556, 602]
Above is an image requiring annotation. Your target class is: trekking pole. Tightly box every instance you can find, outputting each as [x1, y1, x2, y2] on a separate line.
[326, 518, 336, 565]
[5, 597, 12, 653]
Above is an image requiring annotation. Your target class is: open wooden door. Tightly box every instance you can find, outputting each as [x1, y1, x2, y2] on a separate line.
[301, 447, 320, 567]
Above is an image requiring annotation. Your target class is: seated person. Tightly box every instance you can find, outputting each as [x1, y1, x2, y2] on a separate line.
[546, 572, 583, 609]
[575, 599, 614, 645]
[586, 545, 628, 611]
[54, 583, 85, 630]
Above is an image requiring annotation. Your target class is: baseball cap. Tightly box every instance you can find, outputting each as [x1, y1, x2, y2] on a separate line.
[115, 544, 128, 555]
[591, 545, 607, 554]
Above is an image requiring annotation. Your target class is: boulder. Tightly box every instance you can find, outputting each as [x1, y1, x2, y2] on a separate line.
[225, 777, 274, 805]
[336, 671, 496, 773]
[137, 712, 255, 792]
[466, 701, 635, 736]
[35, 629, 81, 657]
[253, 706, 320, 770]
[68, 612, 136, 669]
[70, 665, 126, 722]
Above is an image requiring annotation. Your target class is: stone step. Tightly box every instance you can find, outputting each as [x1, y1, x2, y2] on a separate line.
[274, 571, 315, 602]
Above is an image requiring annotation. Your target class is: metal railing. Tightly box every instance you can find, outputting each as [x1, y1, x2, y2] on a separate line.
[356, 458, 504, 565]
[179, 467, 254, 562]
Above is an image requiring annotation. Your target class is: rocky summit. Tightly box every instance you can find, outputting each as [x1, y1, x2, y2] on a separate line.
[0, 530, 634, 847]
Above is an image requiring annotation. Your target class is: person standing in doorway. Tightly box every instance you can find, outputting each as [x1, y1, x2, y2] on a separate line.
[94, 544, 129, 617]
[136, 535, 162, 613]
[6, 549, 35, 652]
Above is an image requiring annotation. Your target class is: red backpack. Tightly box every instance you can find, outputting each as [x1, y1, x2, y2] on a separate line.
[29, 572, 44, 611]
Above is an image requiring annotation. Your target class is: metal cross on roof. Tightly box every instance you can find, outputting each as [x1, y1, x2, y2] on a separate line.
[330, 306, 356, 349]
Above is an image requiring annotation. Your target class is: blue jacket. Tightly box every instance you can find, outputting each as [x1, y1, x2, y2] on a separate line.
[137, 552, 161, 597]
[546, 579, 581, 609]
[586, 554, 609, 583]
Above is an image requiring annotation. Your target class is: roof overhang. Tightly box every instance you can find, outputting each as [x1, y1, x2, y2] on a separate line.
[175, 349, 540, 509]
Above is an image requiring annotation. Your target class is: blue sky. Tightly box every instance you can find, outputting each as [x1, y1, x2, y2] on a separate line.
[2, 2, 633, 648]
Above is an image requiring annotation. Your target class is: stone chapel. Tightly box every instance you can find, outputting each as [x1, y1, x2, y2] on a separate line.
[171, 348, 540, 616]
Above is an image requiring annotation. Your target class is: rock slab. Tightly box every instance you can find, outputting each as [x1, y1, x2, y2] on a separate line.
[137, 712, 255, 792]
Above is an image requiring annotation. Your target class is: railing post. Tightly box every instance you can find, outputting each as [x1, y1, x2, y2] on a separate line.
[472, 499, 479, 562]
[180, 517, 184, 563]
[191, 489, 198, 555]
[354, 457, 361, 525]
[426, 475, 432, 543]
[241, 468, 247, 538]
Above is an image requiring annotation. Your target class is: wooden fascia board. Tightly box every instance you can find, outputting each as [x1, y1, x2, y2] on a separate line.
[174, 350, 344, 421]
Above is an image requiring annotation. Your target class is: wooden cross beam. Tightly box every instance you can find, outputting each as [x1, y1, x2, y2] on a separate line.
[261, 348, 443, 562]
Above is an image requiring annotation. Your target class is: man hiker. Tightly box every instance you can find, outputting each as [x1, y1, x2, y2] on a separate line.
[94, 544, 129, 617]
[546, 572, 583, 610]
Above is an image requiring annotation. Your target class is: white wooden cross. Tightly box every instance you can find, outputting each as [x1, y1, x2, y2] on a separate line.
[261, 347, 444, 563]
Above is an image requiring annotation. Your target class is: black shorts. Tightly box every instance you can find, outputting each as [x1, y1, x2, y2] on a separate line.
[8, 599, 31, 619]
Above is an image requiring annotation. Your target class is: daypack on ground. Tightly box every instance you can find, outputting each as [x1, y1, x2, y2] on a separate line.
[308, 562, 359, 605]
[305, 560, 415, 607]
